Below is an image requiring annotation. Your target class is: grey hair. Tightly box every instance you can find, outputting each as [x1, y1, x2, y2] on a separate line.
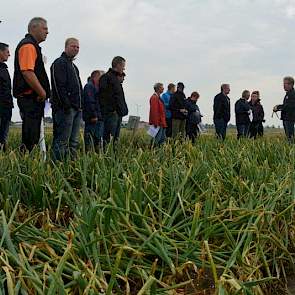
[284, 76, 295, 86]
[28, 17, 47, 32]
[154, 82, 163, 92]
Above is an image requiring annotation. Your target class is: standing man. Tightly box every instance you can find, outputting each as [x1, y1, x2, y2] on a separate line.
[249, 90, 264, 139]
[0, 43, 13, 151]
[213, 84, 231, 140]
[169, 82, 187, 138]
[161, 83, 175, 138]
[13, 17, 50, 153]
[185, 91, 202, 143]
[273, 76, 295, 142]
[99, 56, 128, 144]
[51, 38, 83, 160]
[114, 72, 126, 141]
[82, 70, 103, 152]
[149, 83, 166, 145]
[235, 90, 251, 139]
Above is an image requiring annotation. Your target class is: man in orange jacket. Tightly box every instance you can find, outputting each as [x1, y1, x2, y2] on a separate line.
[149, 82, 166, 145]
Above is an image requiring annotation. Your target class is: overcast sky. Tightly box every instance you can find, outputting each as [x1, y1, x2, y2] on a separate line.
[2, 0, 295, 126]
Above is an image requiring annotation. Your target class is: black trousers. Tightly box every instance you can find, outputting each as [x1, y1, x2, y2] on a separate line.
[17, 96, 44, 153]
[165, 117, 172, 138]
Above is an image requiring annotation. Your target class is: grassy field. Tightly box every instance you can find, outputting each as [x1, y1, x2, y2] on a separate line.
[0, 129, 294, 294]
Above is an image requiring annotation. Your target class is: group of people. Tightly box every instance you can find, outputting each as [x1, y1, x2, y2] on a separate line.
[1, 17, 295, 159]
[149, 82, 202, 145]
[0, 17, 128, 160]
[148, 78, 295, 145]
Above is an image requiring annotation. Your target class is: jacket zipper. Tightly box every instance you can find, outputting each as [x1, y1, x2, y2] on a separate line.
[72, 63, 82, 109]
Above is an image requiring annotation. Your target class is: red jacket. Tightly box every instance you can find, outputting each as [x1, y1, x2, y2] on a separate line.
[149, 93, 167, 128]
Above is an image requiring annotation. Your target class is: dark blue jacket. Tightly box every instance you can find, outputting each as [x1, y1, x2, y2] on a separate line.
[185, 98, 201, 125]
[98, 68, 128, 117]
[169, 90, 187, 120]
[0, 62, 13, 109]
[235, 98, 250, 125]
[50, 52, 83, 111]
[277, 88, 295, 121]
[82, 80, 102, 122]
[213, 92, 230, 122]
[249, 100, 264, 123]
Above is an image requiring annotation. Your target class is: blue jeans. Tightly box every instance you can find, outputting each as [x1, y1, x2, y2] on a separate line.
[103, 112, 120, 144]
[283, 120, 295, 143]
[0, 107, 12, 148]
[214, 118, 228, 140]
[84, 120, 104, 151]
[52, 108, 82, 161]
[236, 123, 250, 139]
[152, 127, 166, 146]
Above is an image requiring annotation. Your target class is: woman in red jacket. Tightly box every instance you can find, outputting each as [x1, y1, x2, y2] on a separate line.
[149, 82, 167, 145]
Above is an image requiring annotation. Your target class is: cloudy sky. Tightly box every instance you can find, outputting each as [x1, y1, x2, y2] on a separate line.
[2, 0, 295, 126]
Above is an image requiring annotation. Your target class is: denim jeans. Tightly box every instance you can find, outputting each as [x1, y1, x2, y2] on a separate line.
[17, 96, 44, 153]
[152, 127, 166, 146]
[283, 120, 295, 143]
[103, 112, 120, 144]
[84, 120, 104, 151]
[52, 108, 82, 161]
[115, 116, 122, 140]
[236, 123, 250, 139]
[0, 107, 12, 148]
[214, 118, 228, 140]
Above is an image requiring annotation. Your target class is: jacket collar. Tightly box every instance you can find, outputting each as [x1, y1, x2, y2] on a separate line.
[61, 51, 74, 61]
[108, 68, 120, 76]
[25, 34, 39, 46]
[0, 62, 7, 69]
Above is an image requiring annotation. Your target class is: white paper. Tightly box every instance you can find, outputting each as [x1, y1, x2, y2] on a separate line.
[147, 126, 160, 138]
[249, 109, 253, 122]
[39, 117, 46, 160]
[197, 122, 207, 133]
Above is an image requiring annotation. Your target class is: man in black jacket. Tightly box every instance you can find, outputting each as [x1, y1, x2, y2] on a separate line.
[235, 90, 251, 139]
[213, 84, 231, 140]
[185, 91, 202, 143]
[51, 38, 83, 160]
[249, 91, 264, 139]
[13, 17, 50, 153]
[273, 76, 295, 142]
[0, 43, 13, 151]
[170, 82, 187, 138]
[99, 56, 128, 144]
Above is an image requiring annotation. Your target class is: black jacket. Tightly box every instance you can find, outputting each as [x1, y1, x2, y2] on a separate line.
[98, 68, 128, 117]
[277, 88, 295, 121]
[50, 52, 83, 111]
[169, 90, 187, 120]
[213, 92, 230, 122]
[185, 98, 201, 125]
[235, 98, 250, 125]
[13, 34, 50, 99]
[82, 80, 102, 122]
[0, 62, 13, 108]
[249, 100, 264, 123]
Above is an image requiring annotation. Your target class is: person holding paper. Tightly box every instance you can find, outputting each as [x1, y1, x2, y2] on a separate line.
[149, 82, 166, 145]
